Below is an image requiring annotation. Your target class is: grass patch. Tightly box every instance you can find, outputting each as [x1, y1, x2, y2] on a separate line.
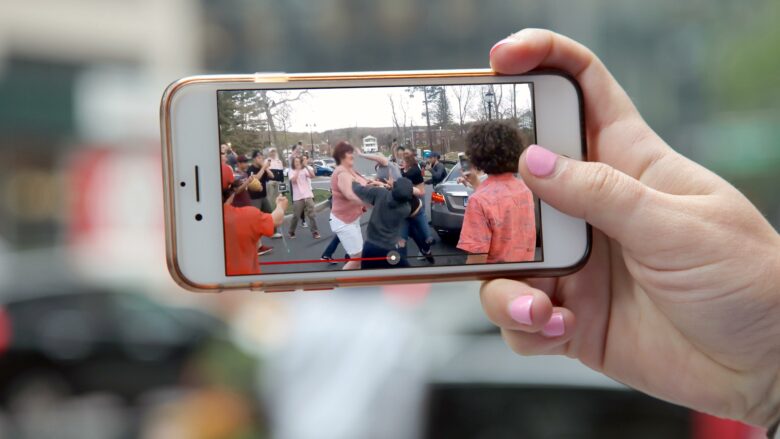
[283, 188, 330, 214]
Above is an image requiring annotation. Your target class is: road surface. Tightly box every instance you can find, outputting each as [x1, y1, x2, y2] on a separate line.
[258, 201, 464, 274]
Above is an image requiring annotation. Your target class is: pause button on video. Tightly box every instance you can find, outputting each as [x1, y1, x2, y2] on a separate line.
[386, 251, 401, 266]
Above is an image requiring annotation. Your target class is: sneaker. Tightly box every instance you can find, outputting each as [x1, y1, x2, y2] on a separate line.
[321, 256, 337, 265]
[271, 232, 283, 239]
[312, 231, 321, 239]
[423, 250, 435, 264]
[302, 221, 309, 228]
[288, 232, 296, 239]
[257, 245, 274, 256]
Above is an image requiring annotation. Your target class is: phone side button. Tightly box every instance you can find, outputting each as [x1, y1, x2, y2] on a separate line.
[302, 287, 334, 292]
[263, 288, 297, 293]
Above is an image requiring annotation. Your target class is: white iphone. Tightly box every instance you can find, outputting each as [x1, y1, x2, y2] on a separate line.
[160, 69, 590, 292]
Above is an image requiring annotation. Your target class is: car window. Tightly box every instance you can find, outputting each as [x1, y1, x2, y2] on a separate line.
[110, 293, 187, 347]
[446, 165, 462, 182]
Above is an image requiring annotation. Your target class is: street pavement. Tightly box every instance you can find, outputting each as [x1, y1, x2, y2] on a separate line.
[259, 155, 451, 274]
[258, 194, 464, 275]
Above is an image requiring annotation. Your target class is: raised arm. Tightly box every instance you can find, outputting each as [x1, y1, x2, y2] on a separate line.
[271, 195, 288, 226]
[262, 159, 273, 178]
[351, 181, 379, 206]
[357, 150, 390, 167]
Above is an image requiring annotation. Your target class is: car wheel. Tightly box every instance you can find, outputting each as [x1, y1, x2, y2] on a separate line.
[435, 230, 460, 245]
[5, 370, 72, 413]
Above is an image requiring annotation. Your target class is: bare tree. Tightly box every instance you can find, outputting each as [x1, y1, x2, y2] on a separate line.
[388, 93, 410, 147]
[492, 84, 506, 118]
[451, 86, 475, 137]
[257, 90, 308, 147]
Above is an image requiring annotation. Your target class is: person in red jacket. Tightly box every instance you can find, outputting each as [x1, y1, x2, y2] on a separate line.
[222, 177, 287, 275]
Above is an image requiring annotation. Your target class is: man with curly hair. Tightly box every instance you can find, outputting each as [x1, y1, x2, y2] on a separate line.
[457, 121, 537, 263]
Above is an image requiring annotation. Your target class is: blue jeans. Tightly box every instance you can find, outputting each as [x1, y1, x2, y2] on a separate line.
[321, 235, 341, 259]
[361, 241, 409, 269]
[400, 209, 432, 255]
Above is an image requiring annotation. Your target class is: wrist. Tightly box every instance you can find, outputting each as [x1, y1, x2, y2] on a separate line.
[756, 371, 780, 430]
[749, 246, 780, 429]
[751, 249, 780, 437]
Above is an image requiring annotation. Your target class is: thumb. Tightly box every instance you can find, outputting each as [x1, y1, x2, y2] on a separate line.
[520, 144, 655, 244]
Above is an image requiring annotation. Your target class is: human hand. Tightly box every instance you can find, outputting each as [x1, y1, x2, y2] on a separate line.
[481, 28, 780, 428]
[237, 174, 255, 193]
[275, 194, 289, 211]
[458, 171, 480, 190]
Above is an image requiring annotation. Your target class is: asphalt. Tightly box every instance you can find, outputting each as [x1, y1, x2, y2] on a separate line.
[257, 155, 461, 274]
[258, 201, 464, 275]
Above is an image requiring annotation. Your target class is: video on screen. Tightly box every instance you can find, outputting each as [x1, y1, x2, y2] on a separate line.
[217, 82, 542, 276]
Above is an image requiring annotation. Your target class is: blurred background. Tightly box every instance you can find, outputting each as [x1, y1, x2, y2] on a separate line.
[0, 0, 778, 438]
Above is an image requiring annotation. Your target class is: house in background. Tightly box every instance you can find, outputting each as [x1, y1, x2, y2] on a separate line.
[362, 135, 378, 153]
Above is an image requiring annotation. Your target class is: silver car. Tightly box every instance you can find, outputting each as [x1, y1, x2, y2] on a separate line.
[431, 164, 543, 248]
[430, 163, 472, 244]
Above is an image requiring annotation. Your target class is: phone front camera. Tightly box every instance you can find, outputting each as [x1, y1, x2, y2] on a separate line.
[195, 214, 203, 221]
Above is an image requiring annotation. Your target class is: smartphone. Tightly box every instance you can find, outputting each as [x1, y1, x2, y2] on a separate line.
[459, 154, 471, 174]
[161, 69, 590, 292]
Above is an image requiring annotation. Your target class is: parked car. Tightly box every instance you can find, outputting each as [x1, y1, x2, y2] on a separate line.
[0, 288, 230, 410]
[313, 164, 334, 176]
[430, 163, 472, 243]
[313, 159, 335, 168]
[431, 163, 543, 247]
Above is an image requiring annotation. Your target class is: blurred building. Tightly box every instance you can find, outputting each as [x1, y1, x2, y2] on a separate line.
[0, 0, 201, 248]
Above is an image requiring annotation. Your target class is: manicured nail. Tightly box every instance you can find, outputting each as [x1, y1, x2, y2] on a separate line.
[525, 144, 559, 178]
[490, 37, 515, 58]
[541, 312, 565, 337]
[508, 295, 534, 325]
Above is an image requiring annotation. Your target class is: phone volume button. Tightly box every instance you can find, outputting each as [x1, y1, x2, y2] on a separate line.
[253, 72, 288, 83]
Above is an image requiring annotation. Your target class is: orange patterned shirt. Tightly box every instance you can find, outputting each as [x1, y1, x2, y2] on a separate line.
[457, 173, 537, 263]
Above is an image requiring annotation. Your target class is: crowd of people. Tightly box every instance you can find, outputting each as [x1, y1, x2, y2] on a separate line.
[221, 144, 286, 276]
[220, 120, 538, 275]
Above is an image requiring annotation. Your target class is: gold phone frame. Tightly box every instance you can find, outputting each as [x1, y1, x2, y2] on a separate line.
[160, 68, 590, 292]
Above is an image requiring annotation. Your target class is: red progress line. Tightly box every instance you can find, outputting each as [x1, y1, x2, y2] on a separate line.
[258, 256, 388, 266]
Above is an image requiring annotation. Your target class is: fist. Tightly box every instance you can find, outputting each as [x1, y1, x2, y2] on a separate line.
[276, 194, 289, 210]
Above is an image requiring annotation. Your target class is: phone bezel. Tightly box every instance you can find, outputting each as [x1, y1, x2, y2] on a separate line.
[161, 69, 591, 292]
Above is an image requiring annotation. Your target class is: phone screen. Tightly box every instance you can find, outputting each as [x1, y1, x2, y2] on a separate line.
[459, 155, 471, 173]
[217, 82, 542, 276]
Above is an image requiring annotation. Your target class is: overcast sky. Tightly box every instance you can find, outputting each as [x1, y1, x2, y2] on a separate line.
[282, 83, 532, 132]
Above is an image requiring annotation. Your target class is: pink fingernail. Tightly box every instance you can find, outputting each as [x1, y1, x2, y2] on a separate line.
[508, 295, 534, 325]
[525, 145, 558, 178]
[541, 312, 565, 337]
[490, 37, 514, 58]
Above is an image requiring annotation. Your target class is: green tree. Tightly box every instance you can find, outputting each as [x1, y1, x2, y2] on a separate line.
[430, 86, 452, 129]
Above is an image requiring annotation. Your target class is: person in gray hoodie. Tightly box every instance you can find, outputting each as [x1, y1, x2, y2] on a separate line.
[351, 177, 421, 269]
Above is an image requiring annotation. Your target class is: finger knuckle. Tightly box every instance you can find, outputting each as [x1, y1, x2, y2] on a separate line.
[501, 330, 538, 356]
[586, 163, 619, 197]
